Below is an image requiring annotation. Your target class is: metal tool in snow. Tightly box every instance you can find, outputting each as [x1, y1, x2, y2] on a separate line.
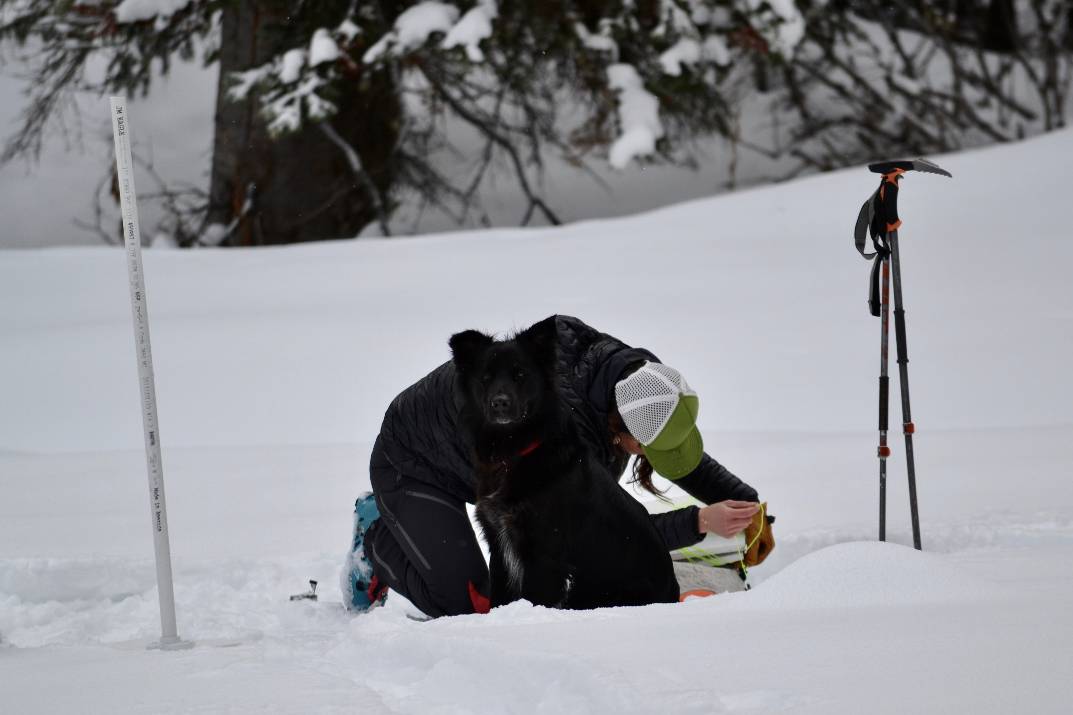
[110, 97, 191, 650]
[854, 158, 952, 551]
[289, 580, 320, 602]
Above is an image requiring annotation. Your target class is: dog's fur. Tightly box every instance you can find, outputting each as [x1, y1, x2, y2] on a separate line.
[450, 317, 679, 609]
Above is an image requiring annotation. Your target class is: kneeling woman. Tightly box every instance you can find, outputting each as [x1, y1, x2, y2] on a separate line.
[344, 315, 763, 617]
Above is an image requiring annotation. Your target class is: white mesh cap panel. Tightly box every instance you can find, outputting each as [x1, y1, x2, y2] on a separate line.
[647, 362, 682, 389]
[622, 399, 675, 445]
[615, 362, 684, 445]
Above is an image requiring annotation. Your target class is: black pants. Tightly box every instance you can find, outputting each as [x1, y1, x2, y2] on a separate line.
[366, 451, 490, 618]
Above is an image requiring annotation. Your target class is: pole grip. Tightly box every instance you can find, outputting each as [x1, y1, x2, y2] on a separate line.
[878, 376, 889, 430]
[894, 308, 909, 365]
[877, 170, 903, 234]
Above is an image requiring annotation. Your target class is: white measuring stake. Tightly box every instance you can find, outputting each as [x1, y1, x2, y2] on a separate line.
[109, 97, 191, 651]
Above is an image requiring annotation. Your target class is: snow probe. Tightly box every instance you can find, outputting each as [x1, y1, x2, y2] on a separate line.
[110, 97, 190, 651]
[854, 158, 952, 551]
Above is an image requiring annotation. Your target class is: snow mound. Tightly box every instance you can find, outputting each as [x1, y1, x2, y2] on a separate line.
[0, 557, 155, 604]
[744, 541, 997, 609]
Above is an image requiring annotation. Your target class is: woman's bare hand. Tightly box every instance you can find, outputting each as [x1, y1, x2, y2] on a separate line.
[697, 500, 760, 538]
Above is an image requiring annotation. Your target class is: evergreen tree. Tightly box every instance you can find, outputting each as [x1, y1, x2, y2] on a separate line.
[0, 1, 808, 244]
[1, 1, 1068, 245]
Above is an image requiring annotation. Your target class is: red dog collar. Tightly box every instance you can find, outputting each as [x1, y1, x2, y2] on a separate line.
[517, 440, 541, 457]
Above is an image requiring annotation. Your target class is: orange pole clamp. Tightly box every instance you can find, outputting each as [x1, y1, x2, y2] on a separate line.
[903, 422, 915, 434]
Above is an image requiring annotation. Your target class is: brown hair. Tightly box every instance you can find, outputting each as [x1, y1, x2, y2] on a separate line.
[608, 406, 670, 501]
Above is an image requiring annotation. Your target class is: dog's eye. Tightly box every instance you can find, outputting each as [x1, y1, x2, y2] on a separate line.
[480, 373, 492, 384]
[513, 369, 526, 382]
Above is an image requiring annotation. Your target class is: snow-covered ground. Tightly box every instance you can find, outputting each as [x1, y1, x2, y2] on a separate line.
[2, 129, 1072, 713]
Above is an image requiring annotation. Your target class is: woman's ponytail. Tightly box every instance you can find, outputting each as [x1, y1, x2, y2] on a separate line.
[608, 407, 670, 501]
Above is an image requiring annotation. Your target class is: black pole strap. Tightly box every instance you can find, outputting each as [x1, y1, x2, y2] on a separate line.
[854, 187, 891, 317]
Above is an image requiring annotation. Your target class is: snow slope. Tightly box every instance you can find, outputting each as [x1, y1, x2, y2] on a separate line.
[2, 129, 1072, 713]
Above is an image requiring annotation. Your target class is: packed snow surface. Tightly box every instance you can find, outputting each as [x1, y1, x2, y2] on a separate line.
[2, 129, 1073, 713]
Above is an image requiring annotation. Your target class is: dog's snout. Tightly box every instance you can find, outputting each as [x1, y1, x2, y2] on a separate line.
[490, 393, 513, 415]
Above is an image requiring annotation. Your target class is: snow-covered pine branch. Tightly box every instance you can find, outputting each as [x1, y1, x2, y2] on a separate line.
[226, 19, 354, 138]
[236, 1, 804, 169]
[3, 0, 1069, 244]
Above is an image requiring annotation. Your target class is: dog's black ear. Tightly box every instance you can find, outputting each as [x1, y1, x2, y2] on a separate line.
[516, 316, 558, 369]
[449, 329, 494, 373]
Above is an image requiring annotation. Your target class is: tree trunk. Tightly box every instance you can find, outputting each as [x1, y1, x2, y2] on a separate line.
[983, 0, 1018, 52]
[207, 2, 399, 246]
[1067, 2, 1073, 52]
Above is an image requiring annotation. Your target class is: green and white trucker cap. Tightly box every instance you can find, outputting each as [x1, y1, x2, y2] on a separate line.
[614, 361, 703, 479]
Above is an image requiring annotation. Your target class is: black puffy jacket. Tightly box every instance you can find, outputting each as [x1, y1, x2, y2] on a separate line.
[375, 315, 758, 551]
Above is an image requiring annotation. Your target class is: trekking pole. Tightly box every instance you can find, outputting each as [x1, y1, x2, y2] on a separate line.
[878, 254, 891, 541]
[854, 158, 951, 551]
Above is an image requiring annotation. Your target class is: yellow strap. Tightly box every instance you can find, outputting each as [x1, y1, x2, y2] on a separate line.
[742, 502, 766, 554]
[678, 544, 734, 568]
[737, 502, 766, 579]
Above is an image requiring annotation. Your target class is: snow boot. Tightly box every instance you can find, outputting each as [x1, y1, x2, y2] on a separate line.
[341, 492, 389, 612]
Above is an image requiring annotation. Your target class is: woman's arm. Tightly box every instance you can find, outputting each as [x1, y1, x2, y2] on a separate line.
[648, 497, 762, 549]
[671, 453, 758, 504]
[649, 455, 760, 544]
[649, 507, 704, 551]
[696, 500, 760, 538]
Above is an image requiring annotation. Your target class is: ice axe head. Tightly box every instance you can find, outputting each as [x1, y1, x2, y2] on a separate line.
[866, 158, 952, 238]
[867, 158, 953, 178]
[853, 158, 952, 316]
[856, 157, 952, 247]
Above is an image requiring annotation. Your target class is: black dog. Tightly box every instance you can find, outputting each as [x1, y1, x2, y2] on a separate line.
[449, 317, 679, 610]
